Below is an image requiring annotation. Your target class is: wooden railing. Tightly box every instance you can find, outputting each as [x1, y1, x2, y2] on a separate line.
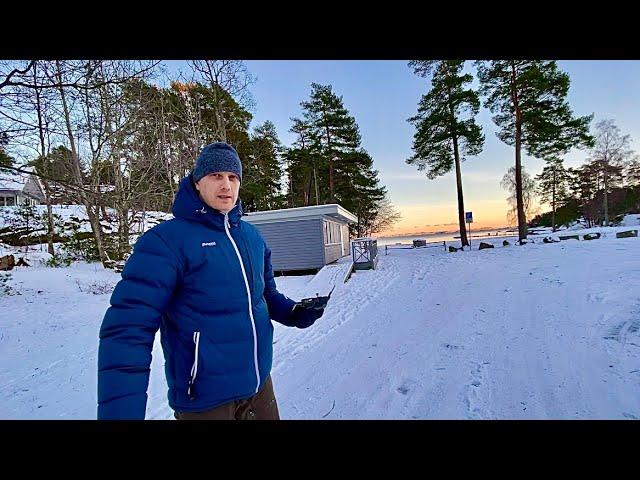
[384, 241, 447, 255]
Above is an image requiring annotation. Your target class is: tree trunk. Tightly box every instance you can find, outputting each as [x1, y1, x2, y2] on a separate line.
[445, 79, 468, 248]
[42, 180, 56, 255]
[33, 62, 56, 255]
[452, 136, 468, 247]
[313, 165, 319, 206]
[210, 79, 227, 142]
[323, 118, 334, 202]
[118, 206, 130, 260]
[515, 124, 527, 242]
[603, 168, 609, 226]
[287, 158, 294, 207]
[24, 208, 29, 253]
[328, 159, 334, 202]
[216, 107, 226, 143]
[55, 60, 109, 266]
[551, 167, 556, 232]
[304, 167, 313, 206]
[510, 62, 527, 243]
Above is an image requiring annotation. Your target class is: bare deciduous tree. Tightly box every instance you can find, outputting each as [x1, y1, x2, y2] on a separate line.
[502, 166, 538, 229]
[588, 119, 634, 225]
[359, 194, 401, 237]
[188, 60, 256, 142]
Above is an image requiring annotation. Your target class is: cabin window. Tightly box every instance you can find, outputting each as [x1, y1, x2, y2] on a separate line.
[1, 196, 15, 206]
[324, 221, 342, 245]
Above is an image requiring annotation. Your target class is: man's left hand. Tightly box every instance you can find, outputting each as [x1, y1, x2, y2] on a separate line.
[289, 302, 325, 329]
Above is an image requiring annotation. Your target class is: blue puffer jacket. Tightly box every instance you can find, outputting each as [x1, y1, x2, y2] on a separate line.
[97, 174, 297, 419]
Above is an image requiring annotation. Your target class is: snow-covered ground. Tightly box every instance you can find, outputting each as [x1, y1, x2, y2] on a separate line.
[1, 220, 639, 419]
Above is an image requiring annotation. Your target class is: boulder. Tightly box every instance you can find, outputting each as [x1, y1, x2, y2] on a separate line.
[616, 230, 638, 239]
[583, 232, 601, 241]
[479, 242, 494, 250]
[0, 255, 15, 271]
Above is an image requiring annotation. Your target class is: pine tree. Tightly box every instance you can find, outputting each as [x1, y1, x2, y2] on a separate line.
[627, 157, 640, 188]
[337, 149, 387, 237]
[567, 164, 596, 202]
[290, 83, 388, 236]
[283, 117, 322, 207]
[300, 83, 361, 203]
[0, 132, 13, 170]
[567, 164, 599, 227]
[407, 60, 484, 247]
[30, 145, 82, 203]
[10, 202, 41, 252]
[535, 156, 570, 231]
[242, 121, 286, 211]
[476, 60, 594, 242]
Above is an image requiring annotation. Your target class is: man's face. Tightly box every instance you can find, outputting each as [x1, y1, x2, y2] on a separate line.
[195, 171, 240, 213]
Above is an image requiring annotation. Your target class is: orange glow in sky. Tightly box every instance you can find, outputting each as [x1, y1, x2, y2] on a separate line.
[380, 200, 514, 236]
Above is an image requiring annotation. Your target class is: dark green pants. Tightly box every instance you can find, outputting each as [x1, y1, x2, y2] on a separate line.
[174, 376, 280, 420]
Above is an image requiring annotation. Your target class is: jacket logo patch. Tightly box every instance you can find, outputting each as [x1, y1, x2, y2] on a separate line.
[201, 241, 217, 247]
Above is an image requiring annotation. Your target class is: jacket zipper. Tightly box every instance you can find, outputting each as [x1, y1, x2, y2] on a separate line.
[187, 331, 201, 400]
[224, 213, 261, 394]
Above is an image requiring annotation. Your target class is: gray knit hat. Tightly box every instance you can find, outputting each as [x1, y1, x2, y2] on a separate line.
[192, 142, 242, 183]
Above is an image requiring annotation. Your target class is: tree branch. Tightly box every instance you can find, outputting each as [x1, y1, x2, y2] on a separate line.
[0, 61, 36, 90]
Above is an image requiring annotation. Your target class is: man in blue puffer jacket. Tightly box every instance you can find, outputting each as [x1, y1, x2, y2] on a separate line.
[97, 142, 325, 420]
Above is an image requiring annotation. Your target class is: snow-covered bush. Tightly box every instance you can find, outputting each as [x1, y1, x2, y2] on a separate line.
[0, 272, 14, 296]
[75, 278, 115, 295]
[44, 254, 73, 268]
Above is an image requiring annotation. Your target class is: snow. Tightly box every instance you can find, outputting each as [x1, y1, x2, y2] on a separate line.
[0, 171, 29, 192]
[299, 258, 353, 297]
[1, 223, 639, 419]
[0, 204, 173, 237]
[622, 213, 640, 227]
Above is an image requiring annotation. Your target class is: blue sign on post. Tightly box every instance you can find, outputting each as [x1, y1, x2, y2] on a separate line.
[465, 212, 473, 223]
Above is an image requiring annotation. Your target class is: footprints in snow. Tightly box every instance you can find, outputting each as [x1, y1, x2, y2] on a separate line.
[604, 319, 640, 345]
[396, 378, 417, 396]
[396, 384, 410, 395]
[465, 361, 491, 419]
[586, 292, 605, 303]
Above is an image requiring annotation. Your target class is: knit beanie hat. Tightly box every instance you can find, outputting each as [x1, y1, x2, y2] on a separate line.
[192, 142, 242, 183]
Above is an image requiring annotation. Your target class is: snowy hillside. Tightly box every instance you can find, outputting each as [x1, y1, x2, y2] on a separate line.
[0, 204, 173, 243]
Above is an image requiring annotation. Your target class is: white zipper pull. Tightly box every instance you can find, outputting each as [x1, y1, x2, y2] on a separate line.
[224, 212, 230, 229]
[188, 331, 201, 400]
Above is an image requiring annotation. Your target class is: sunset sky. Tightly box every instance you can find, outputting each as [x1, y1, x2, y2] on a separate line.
[167, 60, 640, 236]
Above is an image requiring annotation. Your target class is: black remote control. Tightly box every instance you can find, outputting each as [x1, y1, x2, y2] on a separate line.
[299, 285, 335, 310]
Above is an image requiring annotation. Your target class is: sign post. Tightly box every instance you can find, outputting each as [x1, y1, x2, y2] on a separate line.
[465, 211, 473, 248]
